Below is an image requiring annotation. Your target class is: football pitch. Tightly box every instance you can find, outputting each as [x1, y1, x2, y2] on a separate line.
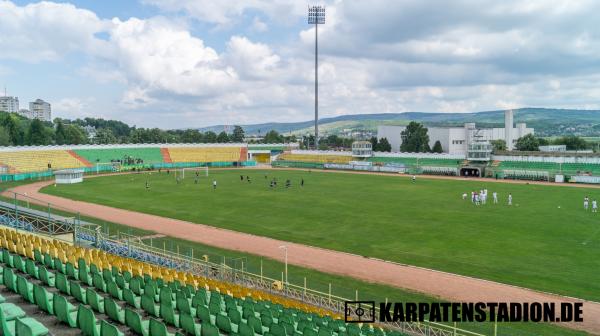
[41, 169, 600, 302]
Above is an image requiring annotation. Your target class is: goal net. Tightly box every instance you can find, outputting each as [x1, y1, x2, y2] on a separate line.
[95, 162, 121, 174]
[177, 166, 209, 179]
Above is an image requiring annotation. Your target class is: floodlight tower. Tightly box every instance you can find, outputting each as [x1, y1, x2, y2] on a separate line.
[308, 5, 325, 149]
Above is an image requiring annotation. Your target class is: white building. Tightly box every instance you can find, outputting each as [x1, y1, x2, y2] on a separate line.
[29, 99, 52, 122]
[377, 111, 534, 156]
[0, 96, 19, 113]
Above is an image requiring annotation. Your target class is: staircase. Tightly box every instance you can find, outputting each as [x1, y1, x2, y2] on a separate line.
[160, 148, 172, 163]
[67, 150, 92, 167]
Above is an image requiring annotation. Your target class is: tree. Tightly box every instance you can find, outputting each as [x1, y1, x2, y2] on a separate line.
[400, 122, 430, 152]
[515, 134, 541, 151]
[553, 135, 588, 150]
[490, 139, 506, 151]
[95, 128, 117, 144]
[0, 126, 11, 146]
[63, 124, 87, 145]
[203, 131, 217, 143]
[0, 113, 23, 145]
[216, 131, 230, 143]
[231, 126, 245, 142]
[263, 130, 284, 143]
[431, 140, 443, 153]
[55, 120, 66, 145]
[180, 129, 203, 143]
[369, 136, 378, 151]
[378, 138, 392, 152]
[27, 119, 51, 145]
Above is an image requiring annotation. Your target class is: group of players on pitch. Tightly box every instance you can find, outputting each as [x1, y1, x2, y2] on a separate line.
[461, 189, 513, 206]
[583, 196, 598, 212]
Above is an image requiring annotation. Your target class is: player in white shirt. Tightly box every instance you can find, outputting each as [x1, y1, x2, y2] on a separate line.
[493, 192, 498, 204]
[508, 193, 512, 206]
[592, 199, 598, 213]
[462, 193, 468, 200]
[475, 193, 480, 205]
[584, 196, 589, 210]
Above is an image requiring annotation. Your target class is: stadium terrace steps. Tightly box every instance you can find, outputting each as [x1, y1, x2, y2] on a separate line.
[239, 147, 248, 162]
[160, 148, 172, 163]
[278, 154, 352, 164]
[0, 150, 88, 173]
[367, 157, 461, 167]
[73, 148, 165, 165]
[66, 150, 92, 168]
[0, 228, 407, 336]
[167, 147, 245, 163]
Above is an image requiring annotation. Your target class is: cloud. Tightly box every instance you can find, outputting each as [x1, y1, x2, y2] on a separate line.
[3, 0, 600, 129]
[0, 0, 110, 62]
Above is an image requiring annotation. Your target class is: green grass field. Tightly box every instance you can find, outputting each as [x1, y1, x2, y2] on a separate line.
[41, 169, 600, 303]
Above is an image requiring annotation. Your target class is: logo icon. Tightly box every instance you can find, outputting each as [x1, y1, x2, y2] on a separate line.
[345, 301, 375, 323]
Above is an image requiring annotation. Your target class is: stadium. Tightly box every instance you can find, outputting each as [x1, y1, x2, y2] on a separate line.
[0, 142, 598, 336]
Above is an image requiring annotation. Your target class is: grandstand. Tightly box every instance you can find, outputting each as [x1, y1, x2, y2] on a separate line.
[74, 148, 164, 165]
[166, 146, 245, 164]
[367, 157, 461, 167]
[0, 145, 250, 179]
[278, 154, 352, 165]
[0, 150, 89, 173]
[0, 225, 410, 336]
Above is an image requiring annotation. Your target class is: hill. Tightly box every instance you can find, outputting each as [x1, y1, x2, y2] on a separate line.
[199, 108, 600, 137]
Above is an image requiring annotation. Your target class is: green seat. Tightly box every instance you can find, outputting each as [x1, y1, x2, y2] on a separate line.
[303, 327, 317, 336]
[79, 266, 92, 286]
[160, 287, 175, 305]
[53, 257, 65, 273]
[87, 288, 105, 314]
[13, 255, 26, 273]
[196, 305, 211, 323]
[93, 273, 107, 292]
[15, 317, 49, 336]
[177, 297, 196, 316]
[100, 320, 124, 336]
[65, 262, 77, 280]
[150, 318, 175, 336]
[102, 269, 113, 283]
[270, 324, 286, 336]
[70, 281, 87, 304]
[42, 252, 52, 267]
[248, 316, 263, 335]
[16, 275, 35, 303]
[3, 267, 16, 292]
[192, 291, 207, 308]
[77, 304, 100, 336]
[129, 276, 144, 295]
[201, 322, 219, 336]
[180, 313, 201, 336]
[53, 294, 78, 328]
[208, 302, 221, 315]
[317, 327, 332, 336]
[216, 314, 236, 334]
[33, 284, 54, 315]
[261, 314, 273, 328]
[144, 284, 159, 302]
[160, 301, 180, 328]
[115, 274, 126, 289]
[55, 272, 70, 295]
[238, 323, 255, 336]
[25, 259, 39, 279]
[0, 303, 26, 321]
[104, 297, 125, 324]
[1, 250, 14, 267]
[125, 308, 149, 336]
[141, 294, 160, 317]
[39, 265, 55, 287]
[107, 281, 123, 300]
[123, 288, 141, 309]
[89, 263, 100, 275]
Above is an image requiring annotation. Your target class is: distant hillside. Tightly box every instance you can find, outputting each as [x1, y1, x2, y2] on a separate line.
[199, 108, 600, 137]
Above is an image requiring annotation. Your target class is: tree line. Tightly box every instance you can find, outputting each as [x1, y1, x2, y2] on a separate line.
[0, 111, 297, 146]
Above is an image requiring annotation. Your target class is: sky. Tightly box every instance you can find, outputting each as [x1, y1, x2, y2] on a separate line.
[1, 0, 600, 129]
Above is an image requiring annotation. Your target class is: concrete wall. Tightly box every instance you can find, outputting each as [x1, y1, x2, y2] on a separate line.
[376, 126, 405, 152]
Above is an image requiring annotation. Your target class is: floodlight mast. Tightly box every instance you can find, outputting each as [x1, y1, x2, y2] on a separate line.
[308, 5, 325, 149]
